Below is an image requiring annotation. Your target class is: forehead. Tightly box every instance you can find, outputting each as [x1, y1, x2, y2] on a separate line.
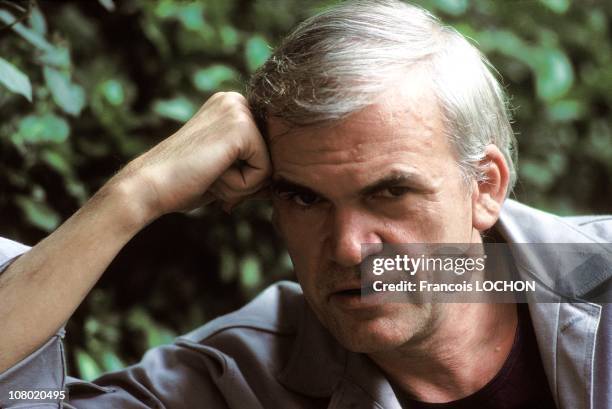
[266, 69, 455, 190]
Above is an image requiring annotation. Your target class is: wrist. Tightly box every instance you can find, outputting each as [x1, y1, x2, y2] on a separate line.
[92, 174, 159, 234]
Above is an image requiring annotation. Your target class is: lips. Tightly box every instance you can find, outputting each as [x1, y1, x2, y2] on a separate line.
[329, 280, 377, 298]
[329, 281, 363, 296]
[328, 282, 385, 310]
[335, 288, 361, 296]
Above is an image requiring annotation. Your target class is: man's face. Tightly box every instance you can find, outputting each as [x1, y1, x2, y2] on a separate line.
[268, 71, 482, 353]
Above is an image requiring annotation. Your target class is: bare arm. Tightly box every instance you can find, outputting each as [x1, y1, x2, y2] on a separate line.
[0, 92, 270, 372]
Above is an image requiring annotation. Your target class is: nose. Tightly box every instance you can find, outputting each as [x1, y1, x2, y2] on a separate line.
[328, 206, 382, 267]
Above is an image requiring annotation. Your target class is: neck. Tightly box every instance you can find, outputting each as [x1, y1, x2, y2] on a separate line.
[369, 302, 518, 403]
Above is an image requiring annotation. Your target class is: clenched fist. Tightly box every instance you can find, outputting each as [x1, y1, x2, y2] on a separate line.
[116, 92, 271, 221]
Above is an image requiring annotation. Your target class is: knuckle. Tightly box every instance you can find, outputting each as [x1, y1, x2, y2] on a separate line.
[230, 109, 253, 127]
[209, 92, 226, 102]
[224, 91, 245, 101]
[218, 96, 238, 111]
[220, 92, 248, 111]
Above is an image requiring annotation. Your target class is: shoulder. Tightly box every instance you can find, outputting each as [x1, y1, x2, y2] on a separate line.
[64, 281, 308, 406]
[499, 199, 612, 243]
[174, 281, 305, 372]
[562, 215, 612, 242]
[178, 280, 304, 344]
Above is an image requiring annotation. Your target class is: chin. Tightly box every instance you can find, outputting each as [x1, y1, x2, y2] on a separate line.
[322, 305, 431, 354]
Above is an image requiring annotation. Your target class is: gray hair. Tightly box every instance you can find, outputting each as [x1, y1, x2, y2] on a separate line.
[246, 0, 517, 192]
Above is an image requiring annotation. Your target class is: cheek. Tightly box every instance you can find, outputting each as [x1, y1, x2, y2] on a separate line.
[383, 199, 467, 243]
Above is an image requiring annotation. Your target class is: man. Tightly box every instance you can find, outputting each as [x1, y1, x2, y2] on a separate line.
[0, 1, 610, 408]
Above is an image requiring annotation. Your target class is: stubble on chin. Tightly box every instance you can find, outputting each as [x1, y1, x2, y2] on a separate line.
[299, 263, 439, 353]
[315, 300, 438, 354]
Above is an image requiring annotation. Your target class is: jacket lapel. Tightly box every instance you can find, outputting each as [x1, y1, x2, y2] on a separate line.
[497, 199, 604, 409]
[276, 301, 402, 408]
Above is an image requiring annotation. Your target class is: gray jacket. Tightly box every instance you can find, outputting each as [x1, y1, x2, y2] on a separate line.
[0, 199, 610, 409]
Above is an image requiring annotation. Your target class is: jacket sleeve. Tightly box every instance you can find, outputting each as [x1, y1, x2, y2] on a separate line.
[0, 236, 68, 408]
[0, 237, 231, 409]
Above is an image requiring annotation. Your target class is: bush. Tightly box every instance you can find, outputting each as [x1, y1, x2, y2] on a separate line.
[0, 0, 610, 379]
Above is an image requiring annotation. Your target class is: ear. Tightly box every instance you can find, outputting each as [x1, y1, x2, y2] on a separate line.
[471, 145, 510, 231]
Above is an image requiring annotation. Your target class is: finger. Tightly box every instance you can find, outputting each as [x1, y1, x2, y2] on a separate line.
[233, 131, 272, 188]
[243, 184, 272, 202]
[200, 191, 217, 206]
[179, 191, 218, 214]
[221, 201, 235, 214]
[223, 184, 273, 214]
[218, 167, 269, 197]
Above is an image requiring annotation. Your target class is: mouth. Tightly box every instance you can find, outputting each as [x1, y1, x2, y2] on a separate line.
[334, 288, 362, 297]
[330, 279, 378, 297]
[329, 284, 382, 309]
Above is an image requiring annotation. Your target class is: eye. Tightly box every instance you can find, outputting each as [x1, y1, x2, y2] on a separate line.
[376, 186, 412, 198]
[290, 192, 321, 207]
[275, 189, 322, 207]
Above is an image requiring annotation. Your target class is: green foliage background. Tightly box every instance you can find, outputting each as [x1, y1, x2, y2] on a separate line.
[0, 0, 610, 380]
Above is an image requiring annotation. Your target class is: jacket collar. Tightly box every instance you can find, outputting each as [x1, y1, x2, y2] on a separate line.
[276, 303, 346, 397]
[496, 199, 612, 298]
[496, 199, 604, 409]
[276, 302, 403, 408]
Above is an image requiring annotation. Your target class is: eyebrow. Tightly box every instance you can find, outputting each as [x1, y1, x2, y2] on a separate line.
[270, 177, 323, 197]
[359, 170, 422, 196]
[271, 170, 422, 199]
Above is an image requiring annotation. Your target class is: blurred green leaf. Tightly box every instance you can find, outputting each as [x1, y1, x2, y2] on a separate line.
[539, 0, 570, 14]
[176, 3, 206, 31]
[586, 121, 612, 163]
[75, 348, 103, 381]
[127, 308, 176, 349]
[240, 255, 262, 289]
[220, 25, 240, 51]
[66, 180, 88, 204]
[434, 0, 469, 16]
[28, 6, 47, 35]
[98, 0, 116, 12]
[531, 48, 574, 101]
[220, 248, 237, 283]
[15, 113, 70, 144]
[141, 16, 170, 57]
[236, 221, 252, 244]
[100, 350, 124, 372]
[280, 252, 294, 271]
[546, 152, 567, 174]
[38, 46, 71, 70]
[100, 79, 125, 106]
[154, 0, 180, 18]
[15, 195, 60, 232]
[153, 96, 196, 122]
[41, 149, 71, 175]
[154, 1, 205, 31]
[587, 10, 606, 32]
[0, 10, 55, 52]
[475, 29, 527, 57]
[519, 160, 556, 190]
[193, 65, 239, 92]
[44, 67, 86, 116]
[245, 35, 271, 72]
[0, 57, 32, 101]
[548, 99, 586, 121]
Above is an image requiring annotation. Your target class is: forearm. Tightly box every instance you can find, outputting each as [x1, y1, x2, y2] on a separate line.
[0, 178, 149, 372]
[0, 92, 270, 374]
